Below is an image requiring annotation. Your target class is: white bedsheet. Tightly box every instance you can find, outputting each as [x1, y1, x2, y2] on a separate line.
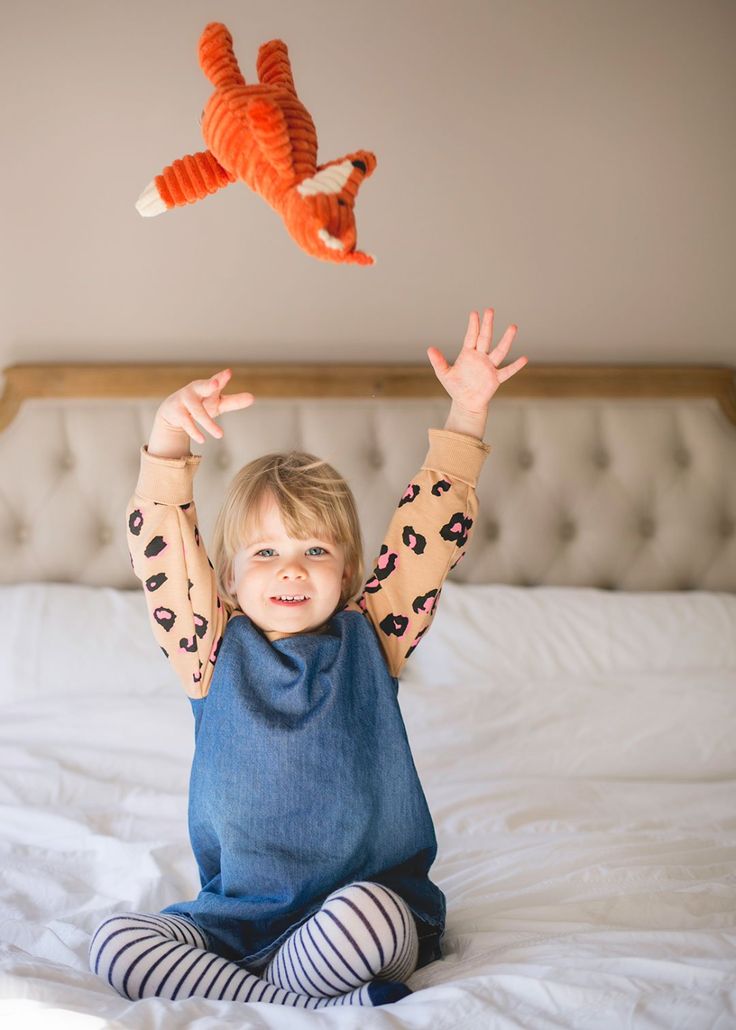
[1, 582, 735, 1029]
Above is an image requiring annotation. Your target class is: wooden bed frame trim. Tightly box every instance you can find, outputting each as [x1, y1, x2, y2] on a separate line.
[1, 363, 735, 433]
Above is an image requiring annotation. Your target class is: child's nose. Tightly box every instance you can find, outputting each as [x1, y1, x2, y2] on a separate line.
[279, 559, 307, 576]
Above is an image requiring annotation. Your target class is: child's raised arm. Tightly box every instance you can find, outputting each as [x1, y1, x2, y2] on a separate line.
[347, 308, 527, 679]
[127, 370, 255, 698]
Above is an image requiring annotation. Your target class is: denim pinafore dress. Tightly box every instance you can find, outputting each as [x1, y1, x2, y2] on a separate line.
[161, 608, 445, 972]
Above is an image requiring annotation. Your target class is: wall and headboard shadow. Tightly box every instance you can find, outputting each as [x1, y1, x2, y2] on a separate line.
[1, 363, 735, 591]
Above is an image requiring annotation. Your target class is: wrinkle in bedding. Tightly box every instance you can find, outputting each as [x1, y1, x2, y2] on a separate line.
[0, 583, 734, 1027]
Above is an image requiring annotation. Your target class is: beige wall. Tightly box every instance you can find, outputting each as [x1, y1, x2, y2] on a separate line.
[1, 0, 734, 370]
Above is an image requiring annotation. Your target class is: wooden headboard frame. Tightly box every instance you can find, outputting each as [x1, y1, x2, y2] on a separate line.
[1, 362, 735, 431]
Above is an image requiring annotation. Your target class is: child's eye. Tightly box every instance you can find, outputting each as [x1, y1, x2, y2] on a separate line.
[254, 547, 327, 557]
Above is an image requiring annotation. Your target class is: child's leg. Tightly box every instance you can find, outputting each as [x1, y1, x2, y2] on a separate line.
[261, 881, 419, 997]
[88, 910, 410, 1007]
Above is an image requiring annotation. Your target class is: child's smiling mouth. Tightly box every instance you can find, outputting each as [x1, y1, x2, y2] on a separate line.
[270, 595, 310, 606]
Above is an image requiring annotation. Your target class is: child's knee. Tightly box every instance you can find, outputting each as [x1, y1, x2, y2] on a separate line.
[88, 912, 174, 979]
[89, 912, 142, 974]
[323, 881, 417, 963]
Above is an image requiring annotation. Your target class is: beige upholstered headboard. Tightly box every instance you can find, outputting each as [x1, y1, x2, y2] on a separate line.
[1, 363, 735, 591]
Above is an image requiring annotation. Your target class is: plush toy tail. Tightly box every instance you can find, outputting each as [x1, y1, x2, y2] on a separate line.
[198, 22, 246, 90]
[136, 151, 235, 216]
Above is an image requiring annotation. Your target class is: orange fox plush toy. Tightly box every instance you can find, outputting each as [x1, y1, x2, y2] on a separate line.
[136, 22, 377, 265]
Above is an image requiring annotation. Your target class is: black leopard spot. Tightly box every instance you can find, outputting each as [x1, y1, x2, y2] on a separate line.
[379, 612, 409, 638]
[160, 646, 169, 659]
[398, 483, 420, 507]
[216, 596, 221, 609]
[402, 525, 427, 554]
[144, 535, 167, 558]
[440, 512, 473, 548]
[405, 625, 428, 659]
[179, 634, 197, 653]
[154, 607, 176, 632]
[193, 670, 202, 684]
[128, 509, 143, 536]
[364, 575, 381, 593]
[450, 550, 466, 570]
[194, 613, 208, 639]
[431, 479, 452, 496]
[209, 635, 223, 664]
[187, 578, 194, 601]
[146, 572, 168, 592]
[373, 545, 398, 581]
[412, 589, 438, 616]
[207, 556, 214, 570]
[194, 526, 200, 546]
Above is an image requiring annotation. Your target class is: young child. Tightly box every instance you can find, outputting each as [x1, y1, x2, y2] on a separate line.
[89, 308, 526, 1009]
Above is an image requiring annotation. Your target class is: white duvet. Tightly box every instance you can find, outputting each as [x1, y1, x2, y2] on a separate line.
[1, 582, 735, 1029]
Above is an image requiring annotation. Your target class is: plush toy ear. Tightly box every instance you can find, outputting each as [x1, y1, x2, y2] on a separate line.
[198, 22, 246, 89]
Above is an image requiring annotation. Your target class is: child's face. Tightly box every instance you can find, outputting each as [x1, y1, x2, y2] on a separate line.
[228, 493, 350, 641]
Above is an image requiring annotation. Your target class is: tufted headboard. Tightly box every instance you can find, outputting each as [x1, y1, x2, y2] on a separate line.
[1, 363, 735, 591]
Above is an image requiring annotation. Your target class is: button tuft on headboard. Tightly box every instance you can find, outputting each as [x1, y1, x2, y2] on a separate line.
[485, 520, 500, 541]
[639, 516, 656, 538]
[674, 448, 691, 468]
[559, 519, 576, 542]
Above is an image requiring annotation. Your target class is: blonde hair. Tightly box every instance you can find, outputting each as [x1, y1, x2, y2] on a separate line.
[211, 451, 365, 615]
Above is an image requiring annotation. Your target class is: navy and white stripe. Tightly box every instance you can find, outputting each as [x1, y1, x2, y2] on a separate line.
[262, 881, 418, 996]
[88, 881, 417, 1008]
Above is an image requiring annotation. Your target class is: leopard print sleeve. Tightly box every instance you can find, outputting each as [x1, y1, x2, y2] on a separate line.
[344, 429, 491, 679]
[126, 446, 228, 699]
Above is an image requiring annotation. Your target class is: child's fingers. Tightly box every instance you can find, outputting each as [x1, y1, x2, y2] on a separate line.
[185, 398, 224, 439]
[427, 346, 450, 378]
[476, 308, 494, 353]
[490, 324, 518, 364]
[176, 408, 206, 445]
[218, 391, 255, 414]
[195, 369, 232, 397]
[462, 311, 479, 350]
[497, 356, 529, 384]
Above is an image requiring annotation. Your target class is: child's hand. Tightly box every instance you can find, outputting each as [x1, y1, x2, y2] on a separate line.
[156, 368, 255, 445]
[427, 309, 528, 414]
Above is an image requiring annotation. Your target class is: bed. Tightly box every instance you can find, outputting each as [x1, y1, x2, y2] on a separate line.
[1, 361, 735, 1029]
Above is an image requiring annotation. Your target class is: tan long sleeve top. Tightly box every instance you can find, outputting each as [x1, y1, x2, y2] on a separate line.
[126, 428, 491, 698]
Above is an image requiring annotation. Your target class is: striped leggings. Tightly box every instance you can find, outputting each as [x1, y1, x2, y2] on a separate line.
[89, 881, 419, 1008]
